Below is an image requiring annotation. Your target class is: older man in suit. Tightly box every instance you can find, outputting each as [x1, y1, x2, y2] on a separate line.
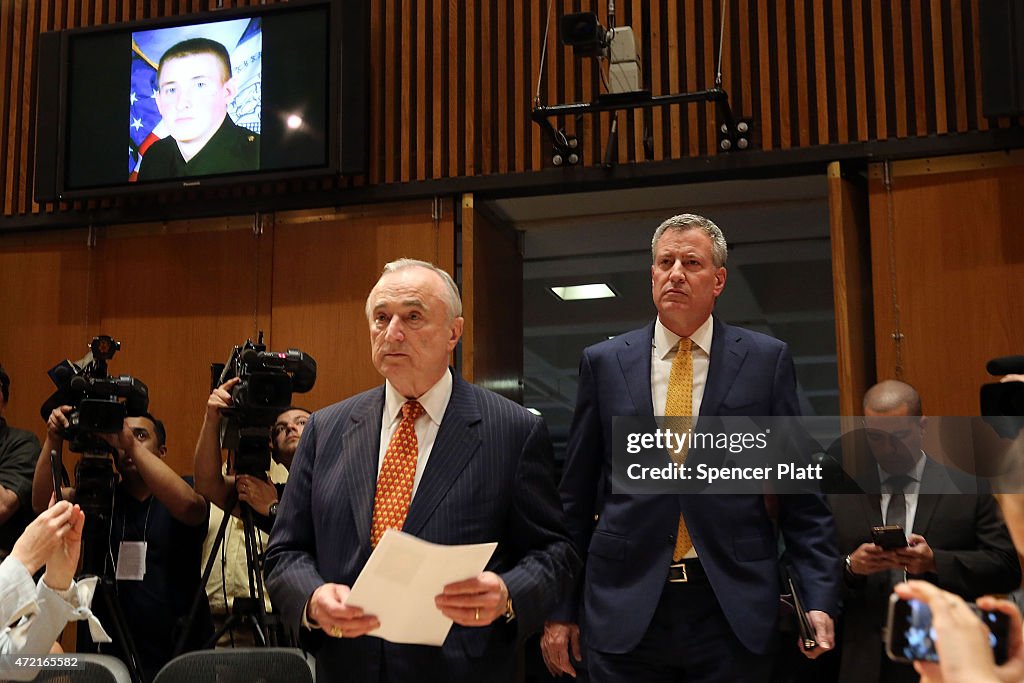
[829, 380, 1020, 683]
[542, 214, 840, 683]
[265, 258, 578, 683]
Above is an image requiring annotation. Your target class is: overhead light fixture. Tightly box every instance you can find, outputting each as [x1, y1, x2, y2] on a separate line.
[526, 407, 543, 416]
[549, 283, 617, 301]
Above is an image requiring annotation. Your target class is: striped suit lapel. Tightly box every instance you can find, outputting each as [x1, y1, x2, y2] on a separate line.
[342, 388, 385, 551]
[403, 375, 482, 538]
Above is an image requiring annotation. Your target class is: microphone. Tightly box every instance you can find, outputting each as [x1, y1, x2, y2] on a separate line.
[986, 355, 1024, 376]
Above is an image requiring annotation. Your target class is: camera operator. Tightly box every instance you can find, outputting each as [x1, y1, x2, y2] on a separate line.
[0, 364, 42, 558]
[193, 377, 308, 531]
[193, 377, 309, 645]
[30, 405, 212, 682]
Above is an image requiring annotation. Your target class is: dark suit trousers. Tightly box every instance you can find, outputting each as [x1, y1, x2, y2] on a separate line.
[587, 575, 775, 683]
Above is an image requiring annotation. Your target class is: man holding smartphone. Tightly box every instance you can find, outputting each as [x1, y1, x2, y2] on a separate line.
[828, 380, 1020, 683]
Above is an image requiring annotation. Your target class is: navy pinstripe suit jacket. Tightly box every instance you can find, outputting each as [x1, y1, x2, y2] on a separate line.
[265, 371, 579, 683]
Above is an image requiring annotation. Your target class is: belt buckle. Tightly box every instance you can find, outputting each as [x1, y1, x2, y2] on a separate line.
[669, 562, 688, 583]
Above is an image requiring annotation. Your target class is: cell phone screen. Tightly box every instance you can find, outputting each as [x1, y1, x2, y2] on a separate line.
[886, 596, 1010, 664]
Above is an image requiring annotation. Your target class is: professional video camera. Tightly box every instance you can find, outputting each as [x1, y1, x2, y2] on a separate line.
[40, 335, 149, 517]
[981, 355, 1024, 438]
[215, 332, 316, 475]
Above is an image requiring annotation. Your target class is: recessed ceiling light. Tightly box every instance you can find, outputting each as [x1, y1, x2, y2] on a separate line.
[549, 283, 616, 301]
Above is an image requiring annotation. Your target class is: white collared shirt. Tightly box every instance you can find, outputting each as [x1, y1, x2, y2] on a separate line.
[878, 451, 927, 537]
[651, 314, 714, 417]
[377, 368, 454, 497]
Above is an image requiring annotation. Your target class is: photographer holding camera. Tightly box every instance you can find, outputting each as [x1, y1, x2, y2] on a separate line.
[193, 377, 309, 645]
[194, 377, 308, 530]
[30, 406, 212, 681]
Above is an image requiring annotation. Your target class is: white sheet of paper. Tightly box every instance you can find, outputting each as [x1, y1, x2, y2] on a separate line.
[346, 530, 498, 646]
[115, 541, 146, 581]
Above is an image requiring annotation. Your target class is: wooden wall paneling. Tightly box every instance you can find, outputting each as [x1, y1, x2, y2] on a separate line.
[827, 162, 875, 416]
[400, 0, 412, 182]
[969, 0, 988, 131]
[268, 200, 455, 412]
[384, 0, 397, 183]
[793, 0, 810, 147]
[868, 0, 887, 140]
[890, 0, 908, 138]
[530, 0, 543, 171]
[460, 193, 523, 402]
[650, 1, 664, 162]
[1, 0, 16, 217]
[929, 0, 949, 134]
[479, 0, 492, 175]
[908, 0, 928, 136]
[495, 0, 507, 174]
[867, 152, 1024, 416]
[512, 0, 524, 173]
[3, 0, 1024, 222]
[0, 230, 97, 443]
[368, 0, 384, 184]
[91, 217, 272, 476]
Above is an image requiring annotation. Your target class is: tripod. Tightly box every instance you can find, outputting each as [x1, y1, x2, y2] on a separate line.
[178, 457, 285, 655]
[74, 449, 147, 683]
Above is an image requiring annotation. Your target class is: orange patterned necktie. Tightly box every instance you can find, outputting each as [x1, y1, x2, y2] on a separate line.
[664, 338, 693, 561]
[370, 400, 425, 547]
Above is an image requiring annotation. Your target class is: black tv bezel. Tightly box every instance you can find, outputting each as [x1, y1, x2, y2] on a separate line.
[48, 0, 359, 201]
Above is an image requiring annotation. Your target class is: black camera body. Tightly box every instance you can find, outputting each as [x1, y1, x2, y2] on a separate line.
[41, 336, 149, 522]
[42, 336, 149, 451]
[216, 335, 316, 476]
[981, 355, 1024, 438]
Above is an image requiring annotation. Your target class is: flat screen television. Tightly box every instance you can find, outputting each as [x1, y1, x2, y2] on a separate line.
[34, 0, 367, 201]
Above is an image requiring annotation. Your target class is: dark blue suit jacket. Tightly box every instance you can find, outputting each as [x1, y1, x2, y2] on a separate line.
[555, 318, 840, 655]
[265, 372, 579, 683]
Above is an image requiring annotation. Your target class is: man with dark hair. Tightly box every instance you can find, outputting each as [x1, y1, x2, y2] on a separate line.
[0, 364, 41, 558]
[829, 380, 1020, 683]
[31, 406, 212, 681]
[137, 36, 259, 181]
[194, 397, 310, 646]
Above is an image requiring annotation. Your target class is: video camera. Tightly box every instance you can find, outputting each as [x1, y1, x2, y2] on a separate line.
[215, 333, 316, 475]
[40, 335, 149, 519]
[981, 355, 1024, 438]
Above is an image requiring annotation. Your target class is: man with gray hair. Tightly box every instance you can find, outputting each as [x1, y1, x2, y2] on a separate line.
[266, 258, 579, 682]
[543, 214, 840, 682]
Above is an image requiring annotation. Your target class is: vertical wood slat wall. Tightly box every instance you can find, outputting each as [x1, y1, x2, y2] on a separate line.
[1, 0, 1019, 220]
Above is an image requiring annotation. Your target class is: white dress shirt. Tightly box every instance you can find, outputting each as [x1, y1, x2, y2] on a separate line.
[378, 368, 454, 498]
[652, 314, 714, 418]
[878, 451, 927, 537]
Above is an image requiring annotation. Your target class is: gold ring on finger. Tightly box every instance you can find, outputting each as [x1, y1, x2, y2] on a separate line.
[474, 608, 480, 621]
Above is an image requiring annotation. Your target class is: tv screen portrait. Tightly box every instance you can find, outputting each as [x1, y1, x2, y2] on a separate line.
[131, 19, 262, 182]
[61, 2, 333, 195]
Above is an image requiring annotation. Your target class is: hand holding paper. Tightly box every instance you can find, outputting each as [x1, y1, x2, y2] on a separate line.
[344, 530, 498, 645]
[307, 583, 380, 639]
[434, 571, 509, 626]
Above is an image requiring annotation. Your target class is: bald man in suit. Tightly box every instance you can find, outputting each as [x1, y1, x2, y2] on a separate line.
[265, 259, 578, 683]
